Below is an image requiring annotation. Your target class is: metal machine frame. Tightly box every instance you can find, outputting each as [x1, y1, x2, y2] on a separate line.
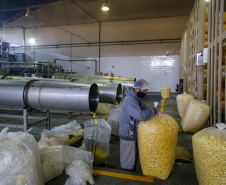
[0, 109, 50, 132]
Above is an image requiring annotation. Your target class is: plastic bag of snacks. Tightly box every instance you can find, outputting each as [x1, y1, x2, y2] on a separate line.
[82, 119, 111, 164]
[107, 106, 121, 136]
[38, 130, 69, 148]
[51, 120, 84, 137]
[176, 93, 194, 118]
[40, 145, 94, 183]
[0, 128, 44, 185]
[40, 146, 67, 183]
[161, 87, 171, 99]
[65, 160, 94, 185]
[39, 121, 84, 148]
[63, 146, 94, 171]
[192, 124, 226, 185]
[138, 113, 178, 179]
[82, 139, 109, 164]
[181, 100, 210, 133]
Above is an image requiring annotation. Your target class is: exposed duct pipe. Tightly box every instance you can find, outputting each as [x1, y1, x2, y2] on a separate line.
[0, 79, 99, 113]
[0, 61, 62, 75]
[62, 73, 135, 87]
[3, 22, 6, 41]
[54, 59, 97, 73]
[23, 28, 26, 54]
[4, 76, 68, 82]
[10, 38, 181, 50]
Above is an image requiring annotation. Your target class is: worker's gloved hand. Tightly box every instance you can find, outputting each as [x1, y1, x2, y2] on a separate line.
[156, 108, 163, 114]
[153, 101, 159, 108]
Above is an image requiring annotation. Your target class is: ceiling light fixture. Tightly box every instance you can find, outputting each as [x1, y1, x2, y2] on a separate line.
[25, 8, 33, 18]
[30, 38, 36, 45]
[101, 1, 109, 11]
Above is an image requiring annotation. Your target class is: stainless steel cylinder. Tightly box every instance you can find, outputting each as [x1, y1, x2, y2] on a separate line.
[27, 81, 99, 112]
[0, 80, 29, 108]
[98, 83, 122, 104]
[3, 76, 122, 105]
[70, 80, 122, 104]
[0, 80, 99, 113]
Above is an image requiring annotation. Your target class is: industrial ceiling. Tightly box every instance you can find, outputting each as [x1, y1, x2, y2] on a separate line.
[0, 0, 196, 29]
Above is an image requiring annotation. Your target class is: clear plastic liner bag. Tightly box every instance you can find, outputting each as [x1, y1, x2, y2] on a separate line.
[138, 113, 178, 179]
[40, 146, 67, 183]
[83, 119, 111, 164]
[79, 143, 87, 151]
[38, 130, 69, 148]
[181, 99, 210, 133]
[192, 126, 226, 185]
[65, 160, 94, 185]
[82, 138, 109, 164]
[40, 145, 94, 183]
[0, 127, 44, 185]
[176, 93, 194, 118]
[83, 119, 111, 143]
[63, 146, 94, 171]
[51, 120, 84, 137]
[107, 106, 121, 136]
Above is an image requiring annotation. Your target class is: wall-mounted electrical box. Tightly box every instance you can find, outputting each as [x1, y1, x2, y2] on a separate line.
[197, 53, 205, 66]
[203, 48, 208, 64]
[94, 72, 102, 76]
[183, 64, 186, 73]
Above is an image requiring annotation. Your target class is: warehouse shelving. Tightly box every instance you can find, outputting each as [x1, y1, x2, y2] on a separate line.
[180, 0, 226, 126]
[180, 0, 206, 100]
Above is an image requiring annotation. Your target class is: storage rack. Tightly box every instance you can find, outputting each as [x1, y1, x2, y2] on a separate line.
[207, 0, 226, 126]
[180, 0, 226, 126]
[180, 0, 206, 100]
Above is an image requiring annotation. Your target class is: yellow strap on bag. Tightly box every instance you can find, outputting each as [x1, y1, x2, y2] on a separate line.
[91, 112, 98, 124]
[91, 112, 97, 118]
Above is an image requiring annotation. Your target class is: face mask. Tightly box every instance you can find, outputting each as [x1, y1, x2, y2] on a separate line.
[137, 90, 147, 98]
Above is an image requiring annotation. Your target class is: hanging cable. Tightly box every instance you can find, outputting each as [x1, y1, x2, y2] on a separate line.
[0, 0, 73, 13]
[71, 34, 73, 72]
[33, 15, 35, 62]
[71, 0, 99, 22]
[28, 12, 89, 43]
[3, 0, 5, 40]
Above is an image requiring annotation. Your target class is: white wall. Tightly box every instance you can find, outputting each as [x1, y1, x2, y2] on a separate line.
[0, 15, 185, 93]
[100, 55, 180, 92]
[14, 48, 179, 92]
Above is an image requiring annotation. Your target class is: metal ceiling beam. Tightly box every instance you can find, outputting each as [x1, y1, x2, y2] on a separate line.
[0, 1, 68, 13]
[71, 0, 100, 22]
[29, 13, 90, 43]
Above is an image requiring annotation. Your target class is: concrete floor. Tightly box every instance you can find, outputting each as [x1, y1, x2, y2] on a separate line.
[0, 94, 199, 185]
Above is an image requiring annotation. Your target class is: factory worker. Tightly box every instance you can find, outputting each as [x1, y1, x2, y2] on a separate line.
[118, 79, 157, 171]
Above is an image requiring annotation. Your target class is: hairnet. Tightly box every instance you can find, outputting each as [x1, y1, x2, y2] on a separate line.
[133, 79, 149, 89]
